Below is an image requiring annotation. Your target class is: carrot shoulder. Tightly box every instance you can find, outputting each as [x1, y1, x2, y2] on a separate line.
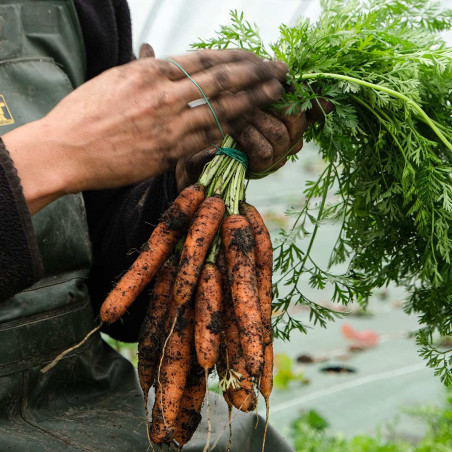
[222, 214, 264, 377]
[100, 183, 204, 324]
[173, 196, 225, 307]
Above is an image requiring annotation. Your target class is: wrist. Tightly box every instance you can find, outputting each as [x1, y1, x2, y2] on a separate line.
[2, 119, 73, 214]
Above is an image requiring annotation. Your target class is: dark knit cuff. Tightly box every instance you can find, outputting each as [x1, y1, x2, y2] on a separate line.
[162, 166, 179, 208]
[0, 138, 43, 300]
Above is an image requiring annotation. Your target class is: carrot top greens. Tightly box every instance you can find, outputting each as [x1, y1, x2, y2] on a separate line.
[193, 0, 452, 384]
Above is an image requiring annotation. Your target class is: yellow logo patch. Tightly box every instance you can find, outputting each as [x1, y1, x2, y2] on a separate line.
[0, 95, 14, 126]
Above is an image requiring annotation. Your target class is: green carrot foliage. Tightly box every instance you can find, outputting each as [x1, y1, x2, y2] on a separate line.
[193, 0, 452, 384]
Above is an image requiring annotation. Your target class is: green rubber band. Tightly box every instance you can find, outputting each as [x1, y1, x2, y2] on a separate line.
[166, 59, 249, 170]
[214, 146, 249, 169]
[166, 58, 225, 138]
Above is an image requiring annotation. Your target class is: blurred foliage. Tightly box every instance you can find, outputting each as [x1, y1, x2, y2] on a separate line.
[274, 353, 310, 390]
[261, 210, 291, 230]
[291, 388, 452, 451]
[102, 334, 138, 367]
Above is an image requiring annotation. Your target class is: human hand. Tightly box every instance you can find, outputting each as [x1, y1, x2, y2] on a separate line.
[237, 96, 335, 174]
[175, 96, 334, 190]
[175, 109, 306, 191]
[236, 109, 307, 174]
[3, 48, 286, 213]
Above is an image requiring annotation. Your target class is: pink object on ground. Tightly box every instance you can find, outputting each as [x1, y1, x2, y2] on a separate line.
[341, 323, 379, 347]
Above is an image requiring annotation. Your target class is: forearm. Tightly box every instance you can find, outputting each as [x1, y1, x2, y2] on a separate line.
[2, 120, 69, 214]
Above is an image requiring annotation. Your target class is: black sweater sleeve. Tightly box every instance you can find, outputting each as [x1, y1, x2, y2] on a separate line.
[83, 171, 178, 342]
[74, 0, 134, 80]
[0, 0, 168, 340]
[0, 138, 43, 301]
[74, 0, 181, 342]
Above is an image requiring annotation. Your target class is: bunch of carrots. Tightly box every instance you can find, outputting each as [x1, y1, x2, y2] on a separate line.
[99, 135, 274, 450]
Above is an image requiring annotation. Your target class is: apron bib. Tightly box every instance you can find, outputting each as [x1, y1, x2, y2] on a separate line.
[0, 2, 149, 450]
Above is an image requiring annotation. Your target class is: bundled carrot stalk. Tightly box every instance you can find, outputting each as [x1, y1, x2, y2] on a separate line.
[95, 134, 275, 449]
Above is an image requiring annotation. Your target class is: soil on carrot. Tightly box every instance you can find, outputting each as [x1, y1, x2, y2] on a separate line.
[206, 311, 222, 334]
[161, 208, 190, 231]
[229, 227, 255, 254]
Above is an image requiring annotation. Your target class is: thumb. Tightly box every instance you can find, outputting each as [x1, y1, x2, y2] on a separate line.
[139, 43, 155, 59]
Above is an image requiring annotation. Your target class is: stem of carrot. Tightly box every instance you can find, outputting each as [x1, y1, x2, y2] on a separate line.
[199, 154, 224, 188]
[206, 233, 221, 264]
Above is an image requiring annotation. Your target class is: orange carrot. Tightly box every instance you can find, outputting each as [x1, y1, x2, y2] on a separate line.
[100, 183, 204, 324]
[173, 196, 225, 307]
[219, 297, 257, 413]
[259, 343, 273, 403]
[240, 202, 273, 346]
[174, 360, 206, 446]
[138, 258, 177, 410]
[260, 343, 274, 452]
[222, 214, 264, 377]
[193, 262, 223, 452]
[195, 263, 223, 371]
[150, 302, 194, 445]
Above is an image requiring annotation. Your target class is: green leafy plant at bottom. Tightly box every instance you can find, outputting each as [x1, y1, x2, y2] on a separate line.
[291, 409, 410, 452]
[291, 389, 452, 452]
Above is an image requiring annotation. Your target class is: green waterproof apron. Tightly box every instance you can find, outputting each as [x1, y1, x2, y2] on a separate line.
[0, 2, 150, 450]
[0, 2, 294, 451]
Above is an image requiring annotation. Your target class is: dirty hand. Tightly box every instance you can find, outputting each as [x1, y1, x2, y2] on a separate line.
[176, 97, 334, 191]
[3, 47, 287, 213]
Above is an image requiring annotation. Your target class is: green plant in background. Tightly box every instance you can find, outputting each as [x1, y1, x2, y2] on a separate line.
[273, 353, 309, 390]
[193, 0, 452, 384]
[102, 334, 138, 367]
[291, 409, 412, 451]
[290, 389, 452, 451]
[410, 389, 452, 451]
